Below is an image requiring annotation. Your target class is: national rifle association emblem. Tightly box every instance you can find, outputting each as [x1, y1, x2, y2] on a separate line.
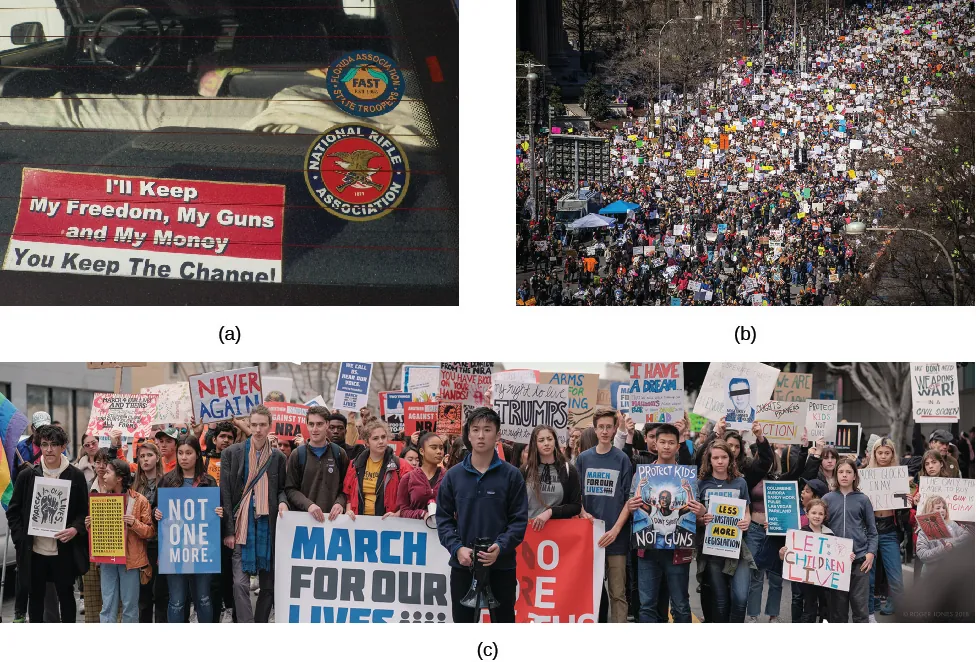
[326, 50, 404, 118]
[304, 124, 410, 222]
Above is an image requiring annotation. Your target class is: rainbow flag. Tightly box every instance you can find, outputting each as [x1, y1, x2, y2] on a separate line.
[1, 392, 29, 511]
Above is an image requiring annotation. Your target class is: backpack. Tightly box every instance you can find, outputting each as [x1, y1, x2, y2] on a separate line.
[297, 443, 348, 484]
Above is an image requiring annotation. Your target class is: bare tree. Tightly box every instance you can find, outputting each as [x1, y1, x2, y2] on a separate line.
[563, 0, 603, 66]
[824, 363, 913, 450]
[856, 75, 975, 306]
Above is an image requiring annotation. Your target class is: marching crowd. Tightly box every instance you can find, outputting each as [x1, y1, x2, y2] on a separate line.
[516, 1, 974, 305]
[5, 400, 972, 623]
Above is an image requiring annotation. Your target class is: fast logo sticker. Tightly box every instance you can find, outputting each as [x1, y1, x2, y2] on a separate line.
[326, 50, 404, 118]
[305, 124, 409, 222]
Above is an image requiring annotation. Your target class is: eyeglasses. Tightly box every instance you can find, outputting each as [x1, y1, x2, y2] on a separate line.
[39, 442, 62, 449]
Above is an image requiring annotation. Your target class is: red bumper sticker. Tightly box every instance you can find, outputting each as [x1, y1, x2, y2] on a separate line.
[2, 168, 285, 283]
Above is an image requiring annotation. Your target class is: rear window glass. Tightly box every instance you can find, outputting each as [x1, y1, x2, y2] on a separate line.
[0, 1, 457, 303]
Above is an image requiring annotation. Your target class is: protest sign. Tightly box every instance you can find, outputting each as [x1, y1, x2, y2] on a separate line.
[188, 366, 262, 424]
[702, 488, 737, 511]
[702, 496, 746, 559]
[27, 477, 70, 537]
[693, 362, 780, 430]
[274, 513, 453, 623]
[538, 372, 599, 429]
[140, 383, 192, 426]
[436, 402, 462, 436]
[304, 395, 328, 408]
[331, 362, 373, 412]
[492, 369, 539, 385]
[763, 481, 800, 535]
[805, 400, 838, 443]
[403, 402, 438, 436]
[627, 363, 684, 424]
[860, 466, 911, 511]
[379, 392, 412, 435]
[267, 402, 310, 442]
[754, 400, 807, 444]
[514, 518, 604, 623]
[401, 365, 439, 401]
[493, 381, 569, 444]
[916, 512, 951, 540]
[630, 464, 698, 549]
[910, 363, 960, 423]
[918, 477, 975, 523]
[834, 422, 861, 453]
[262, 377, 293, 403]
[438, 363, 494, 406]
[608, 381, 630, 412]
[158, 487, 221, 574]
[86, 392, 159, 446]
[2, 169, 285, 283]
[689, 412, 709, 435]
[89, 494, 126, 564]
[772, 372, 813, 402]
[781, 529, 853, 591]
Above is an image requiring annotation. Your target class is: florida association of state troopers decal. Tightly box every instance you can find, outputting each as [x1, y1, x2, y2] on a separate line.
[304, 124, 410, 222]
[326, 50, 404, 118]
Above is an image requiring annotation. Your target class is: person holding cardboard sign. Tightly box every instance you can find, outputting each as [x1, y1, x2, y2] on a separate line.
[696, 439, 752, 623]
[863, 437, 906, 619]
[154, 435, 222, 624]
[88, 459, 153, 623]
[7, 425, 90, 622]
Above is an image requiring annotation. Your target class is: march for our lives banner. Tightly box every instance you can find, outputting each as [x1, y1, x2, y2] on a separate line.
[275, 513, 453, 623]
[630, 464, 698, 549]
[158, 487, 221, 574]
[763, 481, 800, 535]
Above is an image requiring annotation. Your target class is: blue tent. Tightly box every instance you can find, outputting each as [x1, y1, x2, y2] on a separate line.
[599, 200, 640, 215]
[568, 213, 613, 229]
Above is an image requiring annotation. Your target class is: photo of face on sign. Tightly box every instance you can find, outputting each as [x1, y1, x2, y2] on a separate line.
[725, 378, 755, 424]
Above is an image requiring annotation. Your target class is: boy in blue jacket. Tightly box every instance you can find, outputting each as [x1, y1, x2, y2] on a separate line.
[436, 407, 528, 623]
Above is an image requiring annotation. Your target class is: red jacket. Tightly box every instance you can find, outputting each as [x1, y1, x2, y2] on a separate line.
[396, 466, 444, 520]
[342, 447, 412, 516]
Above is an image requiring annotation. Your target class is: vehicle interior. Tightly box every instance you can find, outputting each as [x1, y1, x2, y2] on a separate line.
[0, 0, 458, 304]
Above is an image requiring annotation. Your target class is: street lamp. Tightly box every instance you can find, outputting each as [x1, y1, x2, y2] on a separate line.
[657, 15, 703, 111]
[657, 14, 702, 148]
[844, 222, 958, 305]
[527, 72, 539, 223]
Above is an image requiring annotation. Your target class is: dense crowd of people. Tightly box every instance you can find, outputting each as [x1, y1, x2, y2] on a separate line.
[516, 1, 974, 305]
[5, 398, 972, 623]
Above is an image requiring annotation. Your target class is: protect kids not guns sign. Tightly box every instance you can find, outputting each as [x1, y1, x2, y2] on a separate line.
[2, 168, 285, 283]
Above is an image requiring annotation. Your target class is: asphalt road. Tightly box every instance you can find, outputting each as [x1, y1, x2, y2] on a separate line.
[2, 549, 914, 623]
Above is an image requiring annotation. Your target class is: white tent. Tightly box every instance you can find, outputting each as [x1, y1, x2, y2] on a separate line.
[569, 213, 613, 229]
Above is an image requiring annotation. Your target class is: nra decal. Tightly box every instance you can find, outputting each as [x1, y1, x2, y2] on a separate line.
[304, 124, 410, 222]
[326, 50, 404, 118]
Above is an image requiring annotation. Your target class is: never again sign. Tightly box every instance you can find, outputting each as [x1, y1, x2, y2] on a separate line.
[158, 487, 221, 574]
[189, 366, 262, 424]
